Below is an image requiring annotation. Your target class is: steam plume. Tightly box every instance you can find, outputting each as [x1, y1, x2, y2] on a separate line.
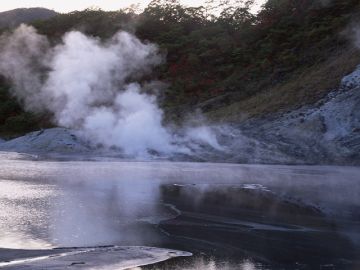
[0, 25, 221, 157]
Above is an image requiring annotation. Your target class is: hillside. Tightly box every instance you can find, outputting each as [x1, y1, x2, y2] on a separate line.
[0, 0, 360, 140]
[0, 8, 57, 29]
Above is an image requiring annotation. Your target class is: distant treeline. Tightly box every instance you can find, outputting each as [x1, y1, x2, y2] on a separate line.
[0, 0, 360, 136]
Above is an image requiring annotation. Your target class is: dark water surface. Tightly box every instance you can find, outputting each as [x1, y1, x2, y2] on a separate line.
[0, 154, 359, 269]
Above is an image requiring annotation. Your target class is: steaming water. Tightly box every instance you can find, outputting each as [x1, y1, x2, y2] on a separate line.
[0, 154, 359, 269]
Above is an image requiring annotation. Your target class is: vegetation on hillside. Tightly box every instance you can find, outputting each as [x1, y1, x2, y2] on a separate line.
[0, 0, 360, 136]
[0, 81, 46, 137]
[0, 8, 57, 28]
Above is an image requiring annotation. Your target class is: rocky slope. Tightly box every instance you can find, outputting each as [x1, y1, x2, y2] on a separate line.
[0, 128, 90, 154]
[212, 64, 360, 164]
[1, 65, 360, 164]
[178, 64, 360, 164]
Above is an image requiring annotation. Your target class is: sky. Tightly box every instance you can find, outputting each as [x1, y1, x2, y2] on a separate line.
[0, 0, 265, 13]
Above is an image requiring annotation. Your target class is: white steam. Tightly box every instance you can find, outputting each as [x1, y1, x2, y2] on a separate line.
[83, 84, 175, 155]
[185, 126, 223, 151]
[0, 25, 48, 111]
[0, 24, 221, 157]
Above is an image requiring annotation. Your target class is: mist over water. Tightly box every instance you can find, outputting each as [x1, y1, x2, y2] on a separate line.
[0, 159, 359, 269]
[0, 25, 221, 157]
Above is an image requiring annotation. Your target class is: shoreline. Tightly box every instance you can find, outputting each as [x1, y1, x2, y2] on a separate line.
[0, 246, 192, 270]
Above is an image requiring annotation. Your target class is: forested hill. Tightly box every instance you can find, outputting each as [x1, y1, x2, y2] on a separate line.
[0, 8, 57, 28]
[0, 0, 360, 137]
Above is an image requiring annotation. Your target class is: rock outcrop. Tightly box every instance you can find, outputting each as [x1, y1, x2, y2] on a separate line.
[212, 65, 360, 164]
[0, 128, 91, 154]
[1, 66, 360, 164]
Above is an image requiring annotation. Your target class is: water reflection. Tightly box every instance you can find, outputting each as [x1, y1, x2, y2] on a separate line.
[0, 179, 54, 249]
[50, 175, 166, 247]
[0, 159, 359, 268]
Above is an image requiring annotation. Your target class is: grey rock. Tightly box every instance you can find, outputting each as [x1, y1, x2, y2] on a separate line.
[2, 65, 360, 165]
[341, 64, 360, 89]
[222, 76, 360, 164]
[182, 64, 360, 165]
[0, 128, 91, 154]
